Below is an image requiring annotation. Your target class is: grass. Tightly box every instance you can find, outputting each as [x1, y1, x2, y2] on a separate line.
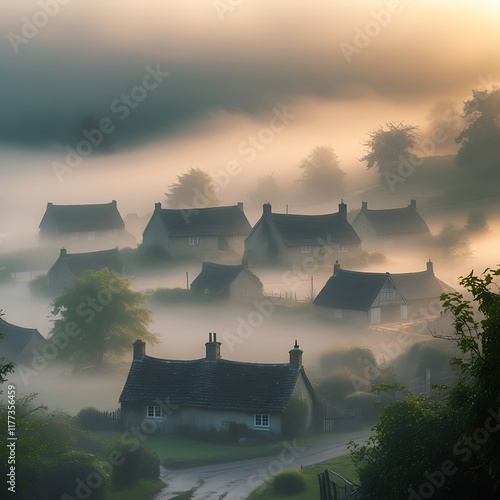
[108, 479, 165, 500]
[249, 454, 359, 500]
[90, 427, 372, 469]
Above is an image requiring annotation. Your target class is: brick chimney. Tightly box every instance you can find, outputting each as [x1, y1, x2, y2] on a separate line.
[237, 202, 244, 211]
[60, 248, 67, 258]
[263, 203, 272, 217]
[205, 332, 221, 361]
[289, 340, 303, 369]
[155, 202, 162, 211]
[426, 259, 434, 274]
[133, 339, 146, 361]
[361, 201, 368, 211]
[410, 199, 416, 209]
[333, 260, 341, 275]
[338, 199, 347, 219]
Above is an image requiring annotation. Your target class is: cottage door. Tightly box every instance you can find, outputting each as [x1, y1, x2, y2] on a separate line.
[369, 308, 381, 324]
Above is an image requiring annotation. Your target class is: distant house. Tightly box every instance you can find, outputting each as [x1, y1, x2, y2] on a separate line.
[190, 261, 263, 301]
[119, 335, 320, 438]
[351, 199, 431, 248]
[47, 248, 123, 290]
[314, 261, 453, 324]
[391, 260, 455, 318]
[314, 262, 407, 324]
[0, 317, 47, 366]
[244, 202, 362, 264]
[142, 203, 251, 259]
[39, 201, 129, 249]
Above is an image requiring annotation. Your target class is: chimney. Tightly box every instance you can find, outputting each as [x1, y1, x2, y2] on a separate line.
[338, 199, 347, 219]
[263, 203, 272, 217]
[133, 339, 146, 361]
[361, 201, 368, 211]
[60, 248, 67, 258]
[237, 202, 244, 212]
[410, 199, 416, 209]
[155, 202, 162, 211]
[426, 259, 434, 274]
[289, 340, 303, 369]
[111, 200, 117, 207]
[205, 332, 221, 361]
[333, 260, 340, 275]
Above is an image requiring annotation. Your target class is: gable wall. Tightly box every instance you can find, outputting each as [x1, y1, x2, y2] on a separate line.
[142, 213, 170, 250]
[245, 219, 285, 260]
[291, 372, 315, 429]
[229, 271, 263, 302]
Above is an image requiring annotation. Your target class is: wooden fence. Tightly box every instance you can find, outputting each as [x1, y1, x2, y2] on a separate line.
[78, 408, 123, 432]
[322, 406, 363, 433]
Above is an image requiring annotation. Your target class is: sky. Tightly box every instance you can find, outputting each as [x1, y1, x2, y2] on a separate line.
[1, 0, 500, 228]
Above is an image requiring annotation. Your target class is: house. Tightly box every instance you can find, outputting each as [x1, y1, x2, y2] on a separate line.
[0, 317, 47, 366]
[391, 260, 455, 318]
[142, 203, 251, 259]
[351, 199, 431, 248]
[313, 261, 453, 324]
[313, 262, 407, 324]
[119, 335, 320, 438]
[47, 248, 123, 290]
[39, 200, 129, 249]
[190, 261, 263, 301]
[244, 202, 362, 264]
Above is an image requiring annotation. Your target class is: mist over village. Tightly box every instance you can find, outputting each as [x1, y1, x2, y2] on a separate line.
[1, 1, 500, 499]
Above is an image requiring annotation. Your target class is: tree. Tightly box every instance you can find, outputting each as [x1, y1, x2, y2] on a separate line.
[360, 122, 419, 172]
[456, 87, 500, 171]
[350, 267, 500, 499]
[250, 173, 280, 205]
[49, 269, 157, 369]
[434, 222, 470, 258]
[0, 310, 14, 392]
[464, 210, 489, 234]
[297, 145, 345, 198]
[165, 167, 220, 208]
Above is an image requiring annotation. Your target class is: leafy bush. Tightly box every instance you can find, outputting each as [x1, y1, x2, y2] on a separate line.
[343, 391, 382, 423]
[28, 274, 53, 297]
[318, 347, 377, 379]
[282, 397, 308, 439]
[109, 441, 160, 489]
[272, 470, 307, 494]
[315, 373, 356, 404]
[77, 407, 104, 431]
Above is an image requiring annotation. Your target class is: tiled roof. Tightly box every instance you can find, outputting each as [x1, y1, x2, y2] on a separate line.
[119, 356, 301, 412]
[0, 318, 46, 362]
[313, 269, 393, 310]
[39, 201, 125, 233]
[190, 262, 261, 296]
[355, 205, 430, 235]
[151, 205, 251, 237]
[49, 248, 123, 277]
[269, 213, 361, 246]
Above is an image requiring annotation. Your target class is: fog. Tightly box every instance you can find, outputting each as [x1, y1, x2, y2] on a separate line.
[2, 1, 500, 417]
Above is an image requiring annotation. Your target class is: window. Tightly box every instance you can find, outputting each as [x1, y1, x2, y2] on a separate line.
[338, 244, 348, 253]
[69, 232, 78, 240]
[234, 235, 242, 243]
[384, 235, 395, 244]
[188, 237, 200, 246]
[146, 405, 162, 418]
[335, 308, 343, 318]
[300, 245, 310, 254]
[254, 414, 270, 429]
[88, 231, 96, 240]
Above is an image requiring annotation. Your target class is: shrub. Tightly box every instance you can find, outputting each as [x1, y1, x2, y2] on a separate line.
[77, 407, 104, 431]
[272, 470, 307, 495]
[109, 441, 160, 489]
[343, 391, 382, 423]
[315, 373, 355, 404]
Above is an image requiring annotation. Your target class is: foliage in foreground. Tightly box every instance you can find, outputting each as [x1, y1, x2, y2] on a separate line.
[350, 267, 500, 499]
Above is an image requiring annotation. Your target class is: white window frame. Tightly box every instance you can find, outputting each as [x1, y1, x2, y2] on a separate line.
[69, 232, 78, 240]
[300, 245, 311, 254]
[335, 308, 343, 318]
[188, 237, 200, 246]
[338, 244, 348, 253]
[146, 405, 162, 418]
[254, 414, 270, 430]
[384, 235, 395, 244]
[88, 231, 96, 240]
